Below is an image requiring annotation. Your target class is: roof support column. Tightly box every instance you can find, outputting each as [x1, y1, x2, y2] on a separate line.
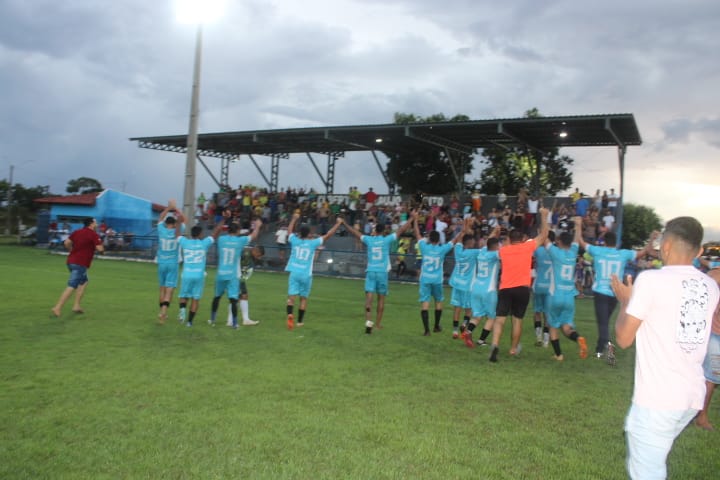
[220, 157, 229, 187]
[605, 117, 627, 247]
[270, 154, 280, 193]
[305, 153, 327, 189]
[247, 154, 276, 190]
[326, 152, 343, 194]
[370, 150, 396, 194]
[197, 154, 221, 188]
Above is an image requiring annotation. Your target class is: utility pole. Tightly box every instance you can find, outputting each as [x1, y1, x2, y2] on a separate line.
[5, 165, 13, 235]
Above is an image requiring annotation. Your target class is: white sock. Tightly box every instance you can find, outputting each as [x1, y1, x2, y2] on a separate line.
[227, 305, 233, 325]
[240, 300, 250, 322]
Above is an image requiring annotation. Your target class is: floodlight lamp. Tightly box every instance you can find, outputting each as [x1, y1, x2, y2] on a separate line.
[176, 0, 225, 24]
[558, 131, 568, 138]
[375, 138, 383, 143]
[327, 258, 334, 264]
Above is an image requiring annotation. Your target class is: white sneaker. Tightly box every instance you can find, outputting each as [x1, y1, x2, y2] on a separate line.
[207, 319, 215, 326]
[242, 319, 259, 326]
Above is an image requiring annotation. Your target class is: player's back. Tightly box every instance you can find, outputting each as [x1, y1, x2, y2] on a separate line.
[450, 244, 479, 290]
[473, 248, 500, 293]
[587, 244, 635, 296]
[285, 234, 322, 275]
[548, 244, 579, 295]
[533, 246, 553, 294]
[216, 235, 249, 278]
[363, 234, 394, 272]
[179, 237, 213, 278]
[419, 240, 453, 284]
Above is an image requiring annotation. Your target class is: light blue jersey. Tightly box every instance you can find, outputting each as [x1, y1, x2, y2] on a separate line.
[157, 223, 184, 264]
[449, 244, 480, 291]
[587, 244, 636, 296]
[362, 233, 396, 272]
[533, 245, 553, 294]
[548, 243, 579, 296]
[285, 234, 323, 276]
[418, 240, 454, 285]
[471, 248, 500, 293]
[178, 236, 214, 279]
[216, 235, 250, 280]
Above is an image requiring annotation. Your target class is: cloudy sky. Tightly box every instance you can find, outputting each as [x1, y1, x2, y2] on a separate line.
[1, 0, 719, 239]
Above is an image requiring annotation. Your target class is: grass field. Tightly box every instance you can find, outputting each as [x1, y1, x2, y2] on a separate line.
[1, 245, 718, 479]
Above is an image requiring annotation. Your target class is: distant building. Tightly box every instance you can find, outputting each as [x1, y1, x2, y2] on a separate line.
[34, 189, 166, 248]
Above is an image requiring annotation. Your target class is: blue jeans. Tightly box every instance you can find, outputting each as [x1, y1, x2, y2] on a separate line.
[625, 403, 697, 480]
[67, 264, 88, 288]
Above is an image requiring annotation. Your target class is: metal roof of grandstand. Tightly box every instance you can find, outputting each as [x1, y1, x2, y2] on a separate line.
[130, 113, 641, 159]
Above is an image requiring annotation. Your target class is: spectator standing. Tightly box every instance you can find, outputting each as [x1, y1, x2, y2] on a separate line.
[611, 216, 719, 479]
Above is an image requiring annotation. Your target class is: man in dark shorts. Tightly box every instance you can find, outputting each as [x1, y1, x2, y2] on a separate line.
[489, 207, 549, 362]
[51, 217, 104, 317]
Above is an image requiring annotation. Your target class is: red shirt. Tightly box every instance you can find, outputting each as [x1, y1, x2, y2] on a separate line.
[498, 240, 536, 289]
[67, 227, 102, 268]
[365, 190, 378, 204]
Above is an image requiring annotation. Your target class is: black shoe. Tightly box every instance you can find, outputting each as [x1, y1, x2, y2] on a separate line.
[433, 325, 442, 333]
[423, 331, 431, 336]
[489, 346, 499, 363]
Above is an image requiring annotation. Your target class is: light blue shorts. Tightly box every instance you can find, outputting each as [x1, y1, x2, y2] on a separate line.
[704, 332, 720, 384]
[67, 264, 88, 288]
[214, 276, 239, 300]
[450, 288, 471, 308]
[179, 276, 205, 300]
[533, 292, 549, 313]
[625, 403, 698, 480]
[419, 282, 444, 303]
[157, 263, 179, 288]
[471, 287, 497, 319]
[288, 272, 313, 298]
[547, 293, 575, 329]
[365, 271, 389, 296]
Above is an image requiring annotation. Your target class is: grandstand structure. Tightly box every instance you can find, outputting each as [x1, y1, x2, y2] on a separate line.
[130, 113, 641, 240]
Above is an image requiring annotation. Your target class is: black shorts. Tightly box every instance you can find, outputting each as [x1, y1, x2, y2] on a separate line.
[496, 286, 531, 319]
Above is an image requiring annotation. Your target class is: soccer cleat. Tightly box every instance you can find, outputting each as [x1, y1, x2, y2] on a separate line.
[553, 354, 565, 361]
[462, 331, 475, 348]
[578, 336, 588, 359]
[287, 313, 294, 330]
[433, 325, 443, 333]
[296, 322, 304, 328]
[542, 332, 550, 348]
[186, 321, 192, 327]
[489, 346, 499, 363]
[365, 320, 374, 335]
[243, 319, 259, 326]
[207, 319, 215, 326]
[606, 342, 616, 367]
[476, 339, 488, 347]
[535, 327, 542, 346]
[423, 331, 431, 336]
[452, 331, 459, 339]
[459, 323, 466, 334]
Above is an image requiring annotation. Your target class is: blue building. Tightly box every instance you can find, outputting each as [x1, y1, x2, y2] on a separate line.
[35, 189, 166, 248]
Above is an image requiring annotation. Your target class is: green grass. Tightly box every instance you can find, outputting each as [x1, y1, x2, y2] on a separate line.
[1, 245, 718, 479]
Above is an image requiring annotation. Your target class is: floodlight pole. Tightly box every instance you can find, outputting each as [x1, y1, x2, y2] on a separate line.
[5, 164, 13, 235]
[182, 24, 203, 230]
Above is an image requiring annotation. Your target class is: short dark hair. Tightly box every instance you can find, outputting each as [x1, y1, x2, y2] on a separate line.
[509, 229, 524, 242]
[487, 238, 499, 250]
[547, 230, 556, 243]
[462, 234, 474, 245]
[299, 224, 311, 238]
[83, 217, 95, 227]
[164, 216, 177, 225]
[429, 231, 440, 243]
[191, 225, 202, 238]
[664, 216, 703, 253]
[228, 223, 239, 234]
[375, 223, 385, 235]
[604, 232, 617, 247]
[558, 231, 573, 247]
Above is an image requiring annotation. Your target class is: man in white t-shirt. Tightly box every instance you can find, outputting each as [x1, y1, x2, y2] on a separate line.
[434, 215, 448, 244]
[275, 223, 289, 260]
[612, 216, 720, 480]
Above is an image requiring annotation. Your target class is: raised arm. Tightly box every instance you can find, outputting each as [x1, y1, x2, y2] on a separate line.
[287, 212, 301, 236]
[395, 211, 416, 237]
[322, 216, 344, 243]
[211, 209, 231, 239]
[248, 218, 263, 243]
[174, 208, 186, 238]
[635, 230, 660, 260]
[413, 214, 423, 241]
[533, 207, 550, 247]
[342, 219, 363, 239]
[573, 216, 587, 249]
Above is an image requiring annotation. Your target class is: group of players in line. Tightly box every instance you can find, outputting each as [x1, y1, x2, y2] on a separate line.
[156, 200, 659, 364]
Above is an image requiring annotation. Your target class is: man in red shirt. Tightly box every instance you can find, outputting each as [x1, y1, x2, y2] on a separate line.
[489, 206, 549, 362]
[51, 217, 104, 317]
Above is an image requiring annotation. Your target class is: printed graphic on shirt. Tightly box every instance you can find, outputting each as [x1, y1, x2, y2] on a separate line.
[677, 277, 711, 352]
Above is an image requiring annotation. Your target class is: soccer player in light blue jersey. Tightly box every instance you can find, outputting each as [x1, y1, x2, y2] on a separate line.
[285, 212, 343, 329]
[532, 230, 555, 347]
[413, 216, 463, 336]
[156, 201, 185, 323]
[546, 230, 588, 361]
[177, 225, 215, 327]
[574, 216, 657, 361]
[450, 232, 479, 339]
[208, 212, 261, 328]
[343, 212, 415, 334]
[462, 234, 501, 348]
